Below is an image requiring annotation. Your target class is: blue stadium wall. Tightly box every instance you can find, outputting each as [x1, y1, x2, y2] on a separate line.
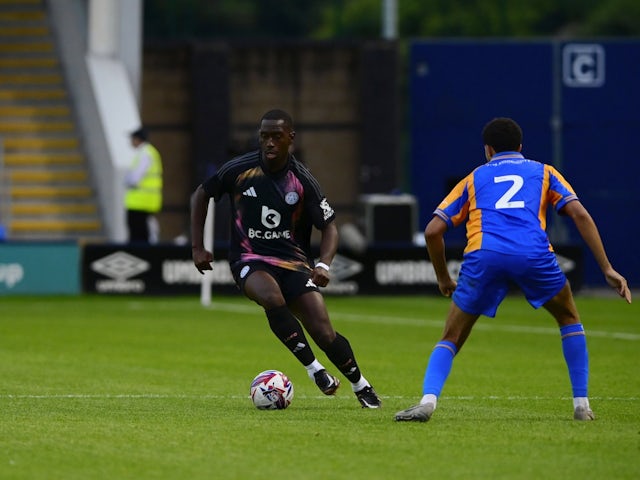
[409, 39, 640, 288]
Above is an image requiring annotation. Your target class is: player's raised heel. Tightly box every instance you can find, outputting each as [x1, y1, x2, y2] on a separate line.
[573, 405, 595, 420]
[314, 369, 340, 395]
[394, 403, 435, 422]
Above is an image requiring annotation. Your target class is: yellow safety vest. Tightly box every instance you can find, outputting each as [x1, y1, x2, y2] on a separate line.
[125, 143, 163, 213]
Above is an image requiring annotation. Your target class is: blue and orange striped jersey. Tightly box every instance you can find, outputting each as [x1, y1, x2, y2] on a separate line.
[434, 152, 578, 255]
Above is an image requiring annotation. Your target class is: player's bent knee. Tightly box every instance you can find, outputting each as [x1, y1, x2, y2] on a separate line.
[314, 329, 337, 350]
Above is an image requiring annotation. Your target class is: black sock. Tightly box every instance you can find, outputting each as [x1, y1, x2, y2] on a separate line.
[323, 332, 361, 383]
[266, 305, 315, 366]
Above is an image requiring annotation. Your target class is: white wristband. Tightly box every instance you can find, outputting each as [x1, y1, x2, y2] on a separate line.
[315, 262, 330, 271]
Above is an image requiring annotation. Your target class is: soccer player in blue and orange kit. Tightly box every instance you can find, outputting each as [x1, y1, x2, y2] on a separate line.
[190, 109, 381, 408]
[395, 117, 631, 422]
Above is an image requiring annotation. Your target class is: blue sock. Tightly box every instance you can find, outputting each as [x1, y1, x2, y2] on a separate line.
[560, 323, 589, 397]
[422, 341, 458, 396]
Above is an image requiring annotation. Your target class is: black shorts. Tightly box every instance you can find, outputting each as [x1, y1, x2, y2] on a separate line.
[230, 261, 319, 302]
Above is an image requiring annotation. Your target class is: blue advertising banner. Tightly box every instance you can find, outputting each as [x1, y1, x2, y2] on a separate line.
[0, 242, 80, 295]
[410, 40, 639, 286]
[559, 41, 640, 286]
[410, 40, 553, 246]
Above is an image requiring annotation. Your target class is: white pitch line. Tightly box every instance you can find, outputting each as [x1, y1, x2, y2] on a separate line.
[199, 301, 640, 341]
[1, 394, 637, 401]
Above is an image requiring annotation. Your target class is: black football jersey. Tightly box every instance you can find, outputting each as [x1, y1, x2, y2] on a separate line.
[202, 151, 335, 272]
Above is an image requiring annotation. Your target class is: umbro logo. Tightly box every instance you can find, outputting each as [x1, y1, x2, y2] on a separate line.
[91, 251, 150, 280]
[243, 187, 257, 197]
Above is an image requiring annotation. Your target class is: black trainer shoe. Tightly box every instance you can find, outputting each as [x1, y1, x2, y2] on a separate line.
[355, 386, 382, 408]
[314, 369, 340, 395]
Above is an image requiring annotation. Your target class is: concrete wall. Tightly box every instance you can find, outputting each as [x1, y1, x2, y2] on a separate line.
[140, 41, 400, 244]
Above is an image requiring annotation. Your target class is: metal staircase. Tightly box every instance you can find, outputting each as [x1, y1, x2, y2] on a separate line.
[0, 0, 102, 241]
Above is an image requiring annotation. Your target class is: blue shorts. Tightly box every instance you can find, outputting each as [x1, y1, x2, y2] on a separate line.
[452, 250, 567, 317]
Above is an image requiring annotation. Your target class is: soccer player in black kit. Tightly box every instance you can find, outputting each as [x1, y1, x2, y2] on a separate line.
[190, 109, 381, 408]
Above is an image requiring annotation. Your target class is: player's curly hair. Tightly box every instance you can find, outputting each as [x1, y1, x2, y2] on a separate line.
[482, 117, 522, 152]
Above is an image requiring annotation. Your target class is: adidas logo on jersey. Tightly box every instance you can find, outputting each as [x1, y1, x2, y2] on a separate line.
[242, 186, 257, 197]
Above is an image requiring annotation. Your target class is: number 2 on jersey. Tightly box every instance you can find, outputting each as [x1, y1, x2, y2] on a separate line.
[494, 175, 525, 209]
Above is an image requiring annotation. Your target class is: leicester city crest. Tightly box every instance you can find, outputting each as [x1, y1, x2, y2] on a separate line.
[285, 191, 299, 205]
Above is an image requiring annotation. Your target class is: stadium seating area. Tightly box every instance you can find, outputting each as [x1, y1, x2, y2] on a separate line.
[0, 0, 102, 241]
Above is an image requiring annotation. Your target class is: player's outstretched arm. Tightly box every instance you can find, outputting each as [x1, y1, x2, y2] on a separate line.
[425, 216, 456, 297]
[561, 200, 632, 303]
[603, 268, 632, 303]
[313, 222, 338, 288]
[190, 185, 214, 274]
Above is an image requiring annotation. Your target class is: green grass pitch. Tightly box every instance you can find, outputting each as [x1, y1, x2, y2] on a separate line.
[1, 293, 638, 479]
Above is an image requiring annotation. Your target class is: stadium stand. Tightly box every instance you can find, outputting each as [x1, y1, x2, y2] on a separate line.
[0, 0, 102, 240]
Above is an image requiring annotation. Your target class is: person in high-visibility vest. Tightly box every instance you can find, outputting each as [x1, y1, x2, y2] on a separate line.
[125, 127, 163, 243]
